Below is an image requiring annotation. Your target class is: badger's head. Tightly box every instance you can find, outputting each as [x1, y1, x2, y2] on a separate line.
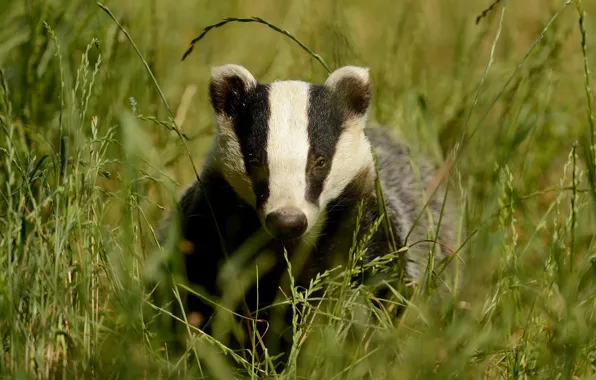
[209, 64, 374, 241]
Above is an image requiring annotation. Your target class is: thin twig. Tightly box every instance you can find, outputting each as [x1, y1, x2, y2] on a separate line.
[476, 0, 504, 25]
[181, 16, 332, 74]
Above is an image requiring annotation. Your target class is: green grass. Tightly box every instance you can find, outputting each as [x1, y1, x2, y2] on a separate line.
[1, 0, 596, 378]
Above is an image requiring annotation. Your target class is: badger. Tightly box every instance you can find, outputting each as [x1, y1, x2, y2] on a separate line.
[157, 64, 460, 360]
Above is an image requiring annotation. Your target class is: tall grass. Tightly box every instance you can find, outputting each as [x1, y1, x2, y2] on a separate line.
[1, 0, 595, 378]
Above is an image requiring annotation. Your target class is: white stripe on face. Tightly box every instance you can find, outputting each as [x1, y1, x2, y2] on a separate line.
[319, 117, 373, 206]
[263, 81, 318, 230]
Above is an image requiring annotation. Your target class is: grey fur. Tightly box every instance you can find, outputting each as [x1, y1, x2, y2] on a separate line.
[365, 126, 460, 285]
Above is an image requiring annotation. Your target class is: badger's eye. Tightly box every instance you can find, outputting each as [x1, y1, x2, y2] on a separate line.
[247, 152, 264, 168]
[248, 158, 262, 168]
[313, 157, 327, 170]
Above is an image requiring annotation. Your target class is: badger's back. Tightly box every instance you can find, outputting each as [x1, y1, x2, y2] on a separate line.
[365, 126, 459, 284]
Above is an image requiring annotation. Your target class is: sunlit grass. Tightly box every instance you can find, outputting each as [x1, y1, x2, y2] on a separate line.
[1, 0, 595, 378]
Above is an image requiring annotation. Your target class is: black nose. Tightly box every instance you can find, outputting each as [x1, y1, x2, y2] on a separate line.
[265, 207, 308, 240]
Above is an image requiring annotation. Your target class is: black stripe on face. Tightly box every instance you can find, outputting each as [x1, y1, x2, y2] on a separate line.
[233, 84, 271, 209]
[306, 85, 345, 205]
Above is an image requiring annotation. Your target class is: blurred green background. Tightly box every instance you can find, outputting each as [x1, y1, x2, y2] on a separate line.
[1, 0, 595, 378]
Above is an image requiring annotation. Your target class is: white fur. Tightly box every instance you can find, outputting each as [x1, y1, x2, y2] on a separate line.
[209, 64, 258, 207]
[319, 124, 373, 206]
[320, 67, 373, 208]
[211, 64, 257, 91]
[324, 66, 370, 91]
[212, 133, 256, 207]
[210, 64, 256, 140]
[262, 81, 319, 231]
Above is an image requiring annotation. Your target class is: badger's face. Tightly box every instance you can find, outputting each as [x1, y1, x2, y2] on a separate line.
[209, 64, 374, 240]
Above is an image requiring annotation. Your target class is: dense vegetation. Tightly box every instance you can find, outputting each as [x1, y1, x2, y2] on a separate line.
[1, 0, 595, 378]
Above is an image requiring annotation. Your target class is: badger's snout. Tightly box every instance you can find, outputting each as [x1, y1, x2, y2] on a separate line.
[265, 207, 308, 240]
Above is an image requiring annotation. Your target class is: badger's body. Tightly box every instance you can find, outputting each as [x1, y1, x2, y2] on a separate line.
[158, 64, 459, 358]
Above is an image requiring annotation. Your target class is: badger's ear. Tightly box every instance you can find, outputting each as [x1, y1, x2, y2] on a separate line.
[209, 64, 257, 117]
[324, 66, 371, 116]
